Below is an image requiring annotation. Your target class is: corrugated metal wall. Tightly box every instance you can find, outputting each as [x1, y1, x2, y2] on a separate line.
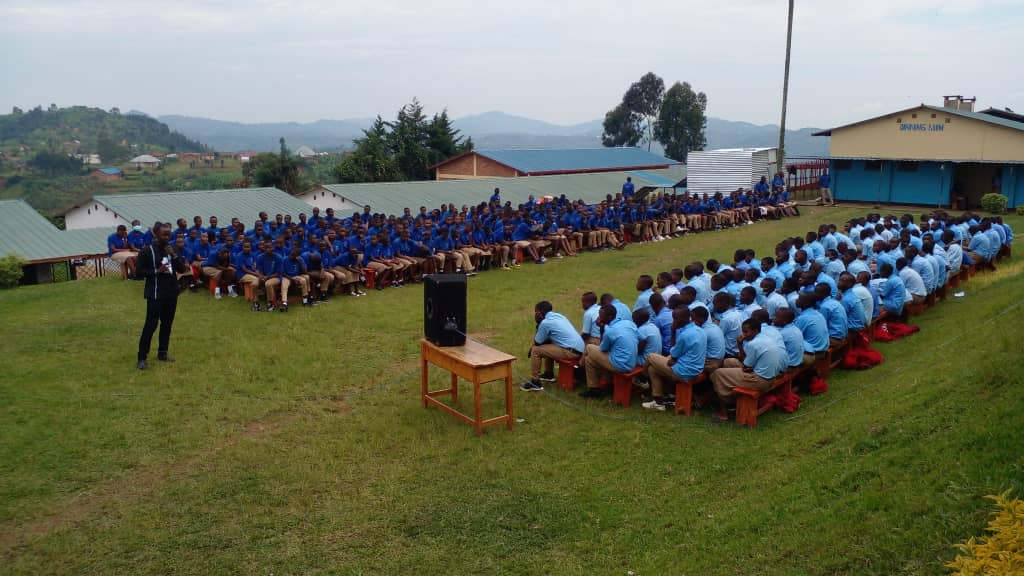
[687, 148, 776, 195]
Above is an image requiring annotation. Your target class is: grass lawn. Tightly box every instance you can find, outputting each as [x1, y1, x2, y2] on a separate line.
[1, 206, 1022, 575]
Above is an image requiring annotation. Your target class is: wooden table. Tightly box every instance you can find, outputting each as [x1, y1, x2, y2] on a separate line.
[420, 338, 516, 434]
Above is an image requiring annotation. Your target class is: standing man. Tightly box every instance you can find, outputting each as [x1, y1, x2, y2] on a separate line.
[819, 169, 834, 206]
[521, 301, 585, 392]
[621, 176, 635, 199]
[136, 223, 187, 370]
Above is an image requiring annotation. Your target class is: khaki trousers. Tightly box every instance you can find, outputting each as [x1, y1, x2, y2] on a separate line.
[710, 358, 773, 402]
[530, 343, 581, 379]
[584, 343, 617, 388]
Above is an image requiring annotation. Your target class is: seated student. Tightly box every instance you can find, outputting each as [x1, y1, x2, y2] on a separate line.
[760, 277, 788, 320]
[511, 217, 547, 264]
[896, 257, 926, 306]
[600, 292, 634, 321]
[108, 224, 139, 278]
[655, 272, 679, 301]
[362, 234, 395, 290]
[234, 240, 263, 311]
[649, 293, 674, 355]
[581, 304, 640, 398]
[633, 274, 655, 316]
[521, 301, 586, 391]
[281, 246, 311, 310]
[941, 230, 965, 272]
[852, 270, 876, 323]
[709, 318, 784, 421]
[837, 272, 867, 338]
[205, 248, 238, 299]
[331, 247, 367, 297]
[773, 307, 806, 371]
[171, 234, 196, 291]
[814, 283, 848, 347]
[691, 305, 725, 377]
[794, 292, 830, 366]
[634, 308, 662, 360]
[643, 307, 707, 410]
[737, 286, 763, 319]
[750, 309, 789, 375]
[302, 240, 334, 302]
[711, 292, 743, 358]
[878, 262, 906, 318]
[254, 242, 284, 311]
[579, 291, 602, 346]
[906, 245, 936, 294]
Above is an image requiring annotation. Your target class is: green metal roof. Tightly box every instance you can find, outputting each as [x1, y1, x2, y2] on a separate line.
[0, 200, 108, 263]
[88, 187, 314, 227]
[317, 168, 686, 216]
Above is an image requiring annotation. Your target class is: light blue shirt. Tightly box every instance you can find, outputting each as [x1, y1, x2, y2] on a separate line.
[581, 303, 601, 339]
[743, 332, 784, 380]
[911, 255, 936, 293]
[880, 274, 906, 315]
[689, 273, 713, 305]
[817, 296, 849, 339]
[779, 323, 805, 367]
[763, 292, 788, 320]
[840, 289, 866, 331]
[671, 323, 707, 379]
[534, 311, 585, 353]
[795, 307, 830, 353]
[758, 325, 790, 375]
[702, 321, 725, 361]
[847, 258, 869, 277]
[653, 307, 673, 355]
[714, 309, 744, 356]
[600, 318, 640, 372]
[611, 299, 632, 322]
[634, 288, 654, 316]
[637, 321, 662, 365]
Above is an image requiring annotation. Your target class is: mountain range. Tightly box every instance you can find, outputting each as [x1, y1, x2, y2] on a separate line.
[158, 110, 830, 158]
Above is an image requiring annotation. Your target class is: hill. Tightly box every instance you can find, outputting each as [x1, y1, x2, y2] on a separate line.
[160, 111, 829, 157]
[0, 106, 206, 161]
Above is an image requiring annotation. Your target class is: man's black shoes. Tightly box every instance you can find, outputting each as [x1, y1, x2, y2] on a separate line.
[578, 387, 605, 398]
[157, 354, 174, 362]
[137, 359, 148, 370]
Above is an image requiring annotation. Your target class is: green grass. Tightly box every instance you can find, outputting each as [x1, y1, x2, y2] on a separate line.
[2, 206, 1023, 575]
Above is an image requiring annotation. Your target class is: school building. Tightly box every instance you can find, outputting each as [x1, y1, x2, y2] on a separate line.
[813, 96, 1024, 208]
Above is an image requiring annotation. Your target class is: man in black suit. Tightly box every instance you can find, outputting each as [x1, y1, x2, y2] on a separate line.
[136, 223, 188, 370]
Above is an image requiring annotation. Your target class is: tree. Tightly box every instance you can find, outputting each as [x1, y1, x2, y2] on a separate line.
[335, 117, 400, 183]
[425, 109, 472, 166]
[601, 103, 643, 148]
[28, 150, 80, 174]
[654, 82, 708, 162]
[11, 107, 22, 116]
[623, 72, 665, 150]
[248, 138, 302, 194]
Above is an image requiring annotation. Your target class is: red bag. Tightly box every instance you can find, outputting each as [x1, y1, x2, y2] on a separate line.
[776, 391, 802, 413]
[873, 324, 896, 342]
[842, 347, 885, 370]
[809, 377, 829, 395]
[886, 322, 920, 338]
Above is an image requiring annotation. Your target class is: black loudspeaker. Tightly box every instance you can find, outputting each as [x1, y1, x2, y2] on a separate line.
[424, 274, 467, 346]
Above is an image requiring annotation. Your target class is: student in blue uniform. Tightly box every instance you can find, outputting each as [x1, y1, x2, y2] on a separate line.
[794, 292, 830, 365]
[581, 305, 639, 398]
[709, 318, 784, 421]
[108, 224, 139, 278]
[643, 306, 707, 411]
[521, 301, 586, 391]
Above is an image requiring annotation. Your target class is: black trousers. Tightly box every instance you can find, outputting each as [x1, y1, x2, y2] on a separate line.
[138, 297, 178, 361]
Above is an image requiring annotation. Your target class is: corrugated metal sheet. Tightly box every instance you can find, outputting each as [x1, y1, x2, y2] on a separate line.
[316, 168, 686, 216]
[0, 200, 106, 263]
[686, 148, 777, 195]
[473, 148, 678, 174]
[89, 187, 314, 228]
[814, 104, 1024, 136]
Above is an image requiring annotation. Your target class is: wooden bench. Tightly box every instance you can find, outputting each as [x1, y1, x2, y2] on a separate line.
[734, 370, 795, 428]
[907, 301, 926, 316]
[611, 366, 644, 408]
[555, 358, 578, 392]
[362, 267, 376, 289]
[673, 373, 708, 416]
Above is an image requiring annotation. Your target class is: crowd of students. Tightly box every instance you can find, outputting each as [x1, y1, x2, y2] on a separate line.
[523, 210, 1014, 422]
[106, 179, 803, 311]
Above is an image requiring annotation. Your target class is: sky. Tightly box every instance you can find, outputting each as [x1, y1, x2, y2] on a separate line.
[1, 0, 1022, 129]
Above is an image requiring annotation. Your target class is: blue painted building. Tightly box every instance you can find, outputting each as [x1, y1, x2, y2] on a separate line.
[814, 99, 1024, 208]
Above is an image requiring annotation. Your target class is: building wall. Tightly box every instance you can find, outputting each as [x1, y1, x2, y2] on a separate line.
[830, 107, 1024, 162]
[65, 203, 129, 230]
[1002, 165, 1024, 208]
[435, 153, 519, 180]
[296, 188, 364, 214]
[832, 160, 952, 206]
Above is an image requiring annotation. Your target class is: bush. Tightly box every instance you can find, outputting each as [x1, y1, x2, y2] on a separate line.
[947, 491, 1024, 575]
[1016, 205, 1024, 216]
[0, 254, 26, 288]
[980, 193, 1008, 214]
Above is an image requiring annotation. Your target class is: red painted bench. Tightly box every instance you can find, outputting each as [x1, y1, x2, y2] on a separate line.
[612, 366, 644, 408]
[673, 373, 708, 416]
[555, 358, 578, 392]
[734, 369, 795, 428]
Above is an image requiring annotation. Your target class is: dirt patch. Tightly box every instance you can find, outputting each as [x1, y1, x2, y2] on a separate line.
[324, 395, 352, 414]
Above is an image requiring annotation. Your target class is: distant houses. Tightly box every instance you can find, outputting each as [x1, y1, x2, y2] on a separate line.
[91, 167, 124, 182]
[128, 154, 161, 168]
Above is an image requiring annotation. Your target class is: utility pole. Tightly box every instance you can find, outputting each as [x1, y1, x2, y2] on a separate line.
[778, 0, 795, 167]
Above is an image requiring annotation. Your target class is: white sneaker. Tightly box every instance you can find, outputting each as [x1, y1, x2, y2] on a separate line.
[641, 400, 666, 411]
[214, 288, 222, 300]
[228, 286, 238, 298]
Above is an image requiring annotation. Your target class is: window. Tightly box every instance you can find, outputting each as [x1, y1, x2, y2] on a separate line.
[865, 160, 882, 171]
[835, 160, 852, 170]
[897, 161, 918, 172]
[896, 117, 902, 123]
[911, 113, 918, 119]
[931, 113, 937, 118]
[946, 117, 951, 123]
